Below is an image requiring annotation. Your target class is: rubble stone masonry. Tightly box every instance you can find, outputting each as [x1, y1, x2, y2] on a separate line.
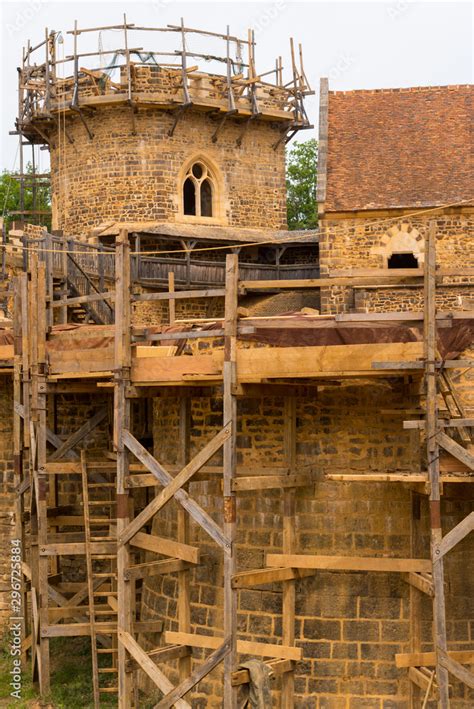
[49, 107, 286, 236]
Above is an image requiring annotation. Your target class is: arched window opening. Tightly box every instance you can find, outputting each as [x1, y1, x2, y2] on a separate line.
[388, 252, 419, 269]
[182, 161, 216, 218]
[201, 179, 213, 217]
[183, 177, 196, 215]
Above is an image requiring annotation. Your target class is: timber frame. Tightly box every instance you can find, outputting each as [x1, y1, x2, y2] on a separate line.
[10, 224, 474, 707]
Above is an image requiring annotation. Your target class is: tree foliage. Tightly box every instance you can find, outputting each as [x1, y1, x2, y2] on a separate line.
[0, 164, 51, 231]
[286, 138, 317, 230]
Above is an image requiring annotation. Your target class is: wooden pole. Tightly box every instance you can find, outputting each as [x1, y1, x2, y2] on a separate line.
[282, 396, 296, 707]
[178, 396, 191, 686]
[223, 253, 238, 708]
[168, 271, 176, 325]
[424, 221, 450, 707]
[114, 229, 133, 708]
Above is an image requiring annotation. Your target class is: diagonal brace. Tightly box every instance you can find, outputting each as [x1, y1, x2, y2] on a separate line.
[119, 426, 231, 546]
[123, 430, 231, 553]
[49, 408, 108, 461]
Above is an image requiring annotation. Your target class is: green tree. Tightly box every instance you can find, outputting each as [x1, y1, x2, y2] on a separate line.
[286, 138, 317, 230]
[0, 163, 51, 232]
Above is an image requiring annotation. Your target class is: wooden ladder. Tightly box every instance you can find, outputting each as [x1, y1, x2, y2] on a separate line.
[439, 370, 472, 444]
[81, 453, 118, 707]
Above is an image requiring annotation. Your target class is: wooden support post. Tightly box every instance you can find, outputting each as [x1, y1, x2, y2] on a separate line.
[425, 222, 450, 707]
[168, 271, 176, 325]
[409, 491, 423, 707]
[13, 277, 28, 663]
[114, 229, 133, 708]
[282, 396, 296, 707]
[178, 396, 191, 686]
[223, 253, 238, 708]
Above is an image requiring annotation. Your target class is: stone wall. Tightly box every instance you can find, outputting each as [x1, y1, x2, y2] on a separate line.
[49, 107, 287, 236]
[318, 213, 474, 313]
[143, 382, 474, 707]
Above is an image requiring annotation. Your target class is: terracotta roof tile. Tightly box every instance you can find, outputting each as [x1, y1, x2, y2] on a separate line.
[322, 84, 473, 212]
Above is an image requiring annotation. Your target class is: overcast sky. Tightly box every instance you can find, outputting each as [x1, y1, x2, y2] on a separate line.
[0, 0, 472, 171]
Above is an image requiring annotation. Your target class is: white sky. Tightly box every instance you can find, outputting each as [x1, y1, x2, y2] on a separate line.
[0, 0, 472, 171]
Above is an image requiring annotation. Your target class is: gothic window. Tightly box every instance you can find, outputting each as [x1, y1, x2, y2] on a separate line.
[182, 161, 215, 217]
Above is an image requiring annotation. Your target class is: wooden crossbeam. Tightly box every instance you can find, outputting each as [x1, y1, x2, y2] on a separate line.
[435, 512, 474, 559]
[165, 631, 302, 661]
[155, 639, 230, 708]
[403, 572, 434, 597]
[436, 431, 474, 471]
[129, 532, 199, 564]
[231, 474, 312, 491]
[396, 650, 474, 668]
[232, 567, 316, 589]
[124, 558, 196, 582]
[119, 426, 231, 546]
[266, 554, 432, 573]
[117, 630, 191, 709]
[123, 430, 230, 551]
[49, 409, 108, 461]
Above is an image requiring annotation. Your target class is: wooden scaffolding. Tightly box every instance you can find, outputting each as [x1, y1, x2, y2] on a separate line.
[12, 225, 473, 707]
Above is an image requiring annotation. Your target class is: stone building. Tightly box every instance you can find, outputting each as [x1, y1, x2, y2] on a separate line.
[2, 23, 473, 709]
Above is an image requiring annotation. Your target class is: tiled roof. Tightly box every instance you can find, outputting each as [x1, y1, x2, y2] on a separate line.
[320, 84, 473, 212]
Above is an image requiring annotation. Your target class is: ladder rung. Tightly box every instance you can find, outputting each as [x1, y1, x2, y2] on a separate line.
[95, 591, 117, 597]
[89, 483, 115, 487]
[97, 648, 118, 654]
[92, 573, 116, 578]
[89, 501, 116, 506]
[91, 554, 117, 560]
[98, 668, 118, 673]
[99, 687, 118, 693]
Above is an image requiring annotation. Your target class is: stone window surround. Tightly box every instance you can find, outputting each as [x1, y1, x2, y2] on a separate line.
[370, 222, 425, 268]
[176, 152, 227, 226]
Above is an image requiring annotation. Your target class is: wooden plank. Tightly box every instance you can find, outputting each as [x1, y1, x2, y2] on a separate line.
[165, 631, 302, 661]
[129, 532, 199, 564]
[404, 418, 474, 430]
[133, 288, 225, 302]
[125, 558, 196, 582]
[266, 554, 432, 573]
[42, 621, 117, 637]
[438, 649, 474, 689]
[117, 630, 190, 709]
[396, 650, 474, 668]
[239, 275, 425, 290]
[118, 426, 231, 546]
[327, 473, 428, 483]
[51, 290, 115, 308]
[231, 473, 311, 491]
[39, 541, 116, 555]
[436, 431, 474, 471]
[156, 639, 230, 709]
[436, 512, 474, 558]
[232, 567, 317, 589]
[48, 347, 115, 374]
[403, 572, 434, 597]
[134, 620, 164, 633]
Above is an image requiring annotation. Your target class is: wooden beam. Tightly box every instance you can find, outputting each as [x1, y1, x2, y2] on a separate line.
[403, 572, 434, 597]
[232, 567, 316, 589]
[232, 659, 293, 686]
[396, 650, 474, 669]
[125, 558, 197, 582]
[231, 473, 311, 491]
[129, 532, 199, 564]
[155, 639, 230, 708]
[117, 630, 191, 709]
[266, 554, 432, 573]
[437, 431, 474, 471]
[164, 631, 302, 661]
[49, 409, 107, 461]
[435, 512, 474, 558]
